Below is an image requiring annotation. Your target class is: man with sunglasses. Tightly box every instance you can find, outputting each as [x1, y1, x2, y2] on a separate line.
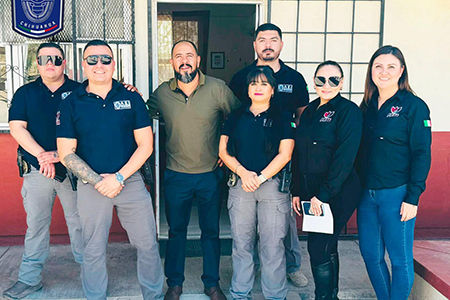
[57, 39, 163, 300]
[4, 43, 84, 300]
[229, 23, 310, 288]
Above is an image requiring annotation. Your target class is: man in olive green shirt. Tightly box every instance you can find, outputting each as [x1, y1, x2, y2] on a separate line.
[147, 40, 240, 300]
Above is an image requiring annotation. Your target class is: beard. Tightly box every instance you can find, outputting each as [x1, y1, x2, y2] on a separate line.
[259, 48, 279, 62]
[174, 64, 198, 83]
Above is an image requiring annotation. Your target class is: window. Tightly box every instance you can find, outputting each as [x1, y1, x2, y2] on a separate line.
[270, 0, 383, 103]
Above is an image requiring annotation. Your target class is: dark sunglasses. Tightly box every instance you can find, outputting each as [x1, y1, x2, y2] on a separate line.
[314, 76, 342, 87]
[83, 55, 113, 66]
[37, 55, 63, 66]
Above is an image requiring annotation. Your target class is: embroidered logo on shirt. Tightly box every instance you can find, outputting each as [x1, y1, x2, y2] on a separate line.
[55, 111, 61, 126]
[291, 122, 296, 128]
[386, 106, 402, 117]
[319, 111, 335, 122]
[263, 118, 273, 127]
[61, 91, 72, 100]
[278, 84, 293, 93]
[113, 100, 131, 110]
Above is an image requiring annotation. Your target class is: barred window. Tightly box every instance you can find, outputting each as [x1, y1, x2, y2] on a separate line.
[270, 0, 383, 103]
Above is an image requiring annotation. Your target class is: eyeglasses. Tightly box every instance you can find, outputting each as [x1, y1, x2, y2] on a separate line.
[37, 55, 63, 66]
[314, 76, 342, 87]
[83, 55, 113, 66]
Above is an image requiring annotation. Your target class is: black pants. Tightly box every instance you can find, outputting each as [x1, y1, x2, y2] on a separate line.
[307, 169, 361, 267]
[164, 168, 224, 288]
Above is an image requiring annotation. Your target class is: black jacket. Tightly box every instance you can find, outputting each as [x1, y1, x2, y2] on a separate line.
[292, 94, 362, 202]
[357, 90, 432, 205]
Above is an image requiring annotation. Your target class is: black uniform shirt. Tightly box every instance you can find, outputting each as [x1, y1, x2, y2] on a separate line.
[222, 106, 295, 174]
[292, 94, 362, 202]
[358, 90, 431, 205]
[229, 60, 310, 114]
[8, 75, 80, 171]
[56, 79, 151, 174]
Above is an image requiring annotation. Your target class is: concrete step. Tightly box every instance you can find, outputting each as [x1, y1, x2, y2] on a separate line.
[0, 241, 376, 300]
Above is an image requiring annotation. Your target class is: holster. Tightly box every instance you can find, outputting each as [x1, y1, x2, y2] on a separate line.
[17, 149, 31, 177]
[278, 161, 293, 193]
[139, 158, 154, 186]
[227, 171, 238, 187]
[67, 171, 78, 191]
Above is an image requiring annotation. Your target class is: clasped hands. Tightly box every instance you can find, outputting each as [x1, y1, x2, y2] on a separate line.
[239, 169, 261, 192]
[37, 151, 60, 179]
[95, 174, 124, 198]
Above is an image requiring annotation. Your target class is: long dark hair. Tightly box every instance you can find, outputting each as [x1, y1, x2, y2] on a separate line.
[226, 66, 283, 157]
[361, 45, 414, 112]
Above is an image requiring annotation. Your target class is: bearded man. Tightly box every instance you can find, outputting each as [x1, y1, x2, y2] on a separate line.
[147, 40, 240, 300]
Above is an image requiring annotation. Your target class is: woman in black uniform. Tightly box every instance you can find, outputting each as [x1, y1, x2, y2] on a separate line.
[292, 61, 362, 300]
[219, 66, 295, 300]
[357, 45, 431, 300]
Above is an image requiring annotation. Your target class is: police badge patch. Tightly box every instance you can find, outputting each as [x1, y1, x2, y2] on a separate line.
[12, 0, 64, 39]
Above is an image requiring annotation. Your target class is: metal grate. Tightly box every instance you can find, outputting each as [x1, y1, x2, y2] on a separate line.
[75, 0, 134, 42]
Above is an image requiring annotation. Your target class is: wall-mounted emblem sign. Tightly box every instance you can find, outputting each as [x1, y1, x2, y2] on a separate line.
[12, 0, 64, 39]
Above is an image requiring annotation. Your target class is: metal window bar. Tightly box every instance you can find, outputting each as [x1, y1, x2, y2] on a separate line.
[269, 0, 384, 235]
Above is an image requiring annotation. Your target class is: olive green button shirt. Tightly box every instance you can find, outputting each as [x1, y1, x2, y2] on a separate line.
[148, 71, 241, 174]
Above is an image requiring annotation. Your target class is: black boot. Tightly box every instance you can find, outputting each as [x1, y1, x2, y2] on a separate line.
[312, 261, 333, 300]
[330, 253, 340, 300]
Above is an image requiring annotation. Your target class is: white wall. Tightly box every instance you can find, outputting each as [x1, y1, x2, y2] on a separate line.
[384, 0, 450, 131]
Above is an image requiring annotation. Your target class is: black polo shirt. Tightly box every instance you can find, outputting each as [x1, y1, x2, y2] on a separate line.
[357, 90, 431, 205]
[229, 60, 310, 114]
[56, 80, 151, 174]
[292, 94, 362, 202]
[222, 106, 295, 174]
[8, 75, 80, 172]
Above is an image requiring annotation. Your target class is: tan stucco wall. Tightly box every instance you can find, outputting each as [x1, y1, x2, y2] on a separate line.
[383, 0, 450, 131]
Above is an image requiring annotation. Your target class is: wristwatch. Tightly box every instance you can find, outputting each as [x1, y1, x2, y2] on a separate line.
[258, 173, 267, 184]
[115, 172, 125, 186]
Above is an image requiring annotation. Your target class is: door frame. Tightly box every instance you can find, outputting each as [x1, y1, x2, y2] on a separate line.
[149, 0, 268, 238]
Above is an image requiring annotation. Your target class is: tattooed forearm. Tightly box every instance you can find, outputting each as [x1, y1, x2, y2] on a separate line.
[63, 153, 102, 185]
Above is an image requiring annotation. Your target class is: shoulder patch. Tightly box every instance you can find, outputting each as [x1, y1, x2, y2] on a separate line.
[424, 120, 432, 127]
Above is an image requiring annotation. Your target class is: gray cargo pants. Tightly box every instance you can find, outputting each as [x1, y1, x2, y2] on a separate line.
[228, 178, 290, 300]
[77, 172, 163, 300]
[18, 168, 83, 286]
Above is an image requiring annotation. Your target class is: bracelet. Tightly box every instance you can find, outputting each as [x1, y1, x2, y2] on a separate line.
[234, 164, 242, 174]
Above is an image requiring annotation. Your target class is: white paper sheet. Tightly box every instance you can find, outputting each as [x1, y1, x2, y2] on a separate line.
[301, 201, 334, 234]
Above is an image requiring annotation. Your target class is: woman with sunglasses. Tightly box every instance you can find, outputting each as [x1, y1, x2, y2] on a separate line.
[357, 46, 431, 300]
[219, 66, 295, 300]
[292, 61, 362, 300]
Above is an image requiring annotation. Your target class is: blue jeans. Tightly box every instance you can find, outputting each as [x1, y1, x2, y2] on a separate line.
[357, 185, 416, 300]
[164, 168, 223, 288]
